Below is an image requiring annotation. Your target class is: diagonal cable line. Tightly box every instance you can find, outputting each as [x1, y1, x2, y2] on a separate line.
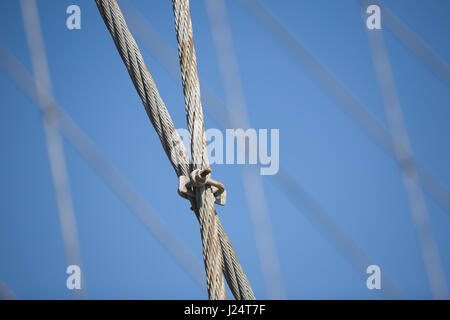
[205, 0, 285, 299]
[274, 168, 403, 298]
[20, 0, 85, 299]
[120, 1, 402, 298]
[236, 0, 450, 217]
[0, 44, 206, 291]
[360, 0, 448, 298]
[376, 0, 450, 89]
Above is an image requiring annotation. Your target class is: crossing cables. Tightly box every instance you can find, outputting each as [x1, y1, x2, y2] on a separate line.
[94, 0, 254, 300]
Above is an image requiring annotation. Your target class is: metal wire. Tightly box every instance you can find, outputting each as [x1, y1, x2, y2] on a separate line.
[95, 0, 254, 299]
[172, 0, 226, 299]
[118, 1, 403, 299]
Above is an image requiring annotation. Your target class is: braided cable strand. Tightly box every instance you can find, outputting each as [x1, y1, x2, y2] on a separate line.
[172, 0, 226, 300]
[217, 217, 256, 299]
[95, 0, 189, 178]
[172, 0, 208, 169]
[171, 1, 255, 298]
[95, 0, 254, 300]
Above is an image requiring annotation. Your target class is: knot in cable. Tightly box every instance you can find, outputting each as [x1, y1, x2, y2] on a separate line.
[178, 167, 226, 206]
[190, 167, 211, 187]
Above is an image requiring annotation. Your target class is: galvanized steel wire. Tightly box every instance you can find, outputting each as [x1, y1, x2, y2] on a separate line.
[94, 0, 254, 300]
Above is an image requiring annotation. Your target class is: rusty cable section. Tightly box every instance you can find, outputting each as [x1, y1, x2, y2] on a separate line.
[172, 0, 225, 300]
[94, 0, 254, 300]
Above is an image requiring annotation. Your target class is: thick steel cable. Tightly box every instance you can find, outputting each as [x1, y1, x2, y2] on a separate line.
[95, 0, 189, 178]
[217, 217, 255, 299]
[172, 0, 225, 300]
[95, 0, 254, 300]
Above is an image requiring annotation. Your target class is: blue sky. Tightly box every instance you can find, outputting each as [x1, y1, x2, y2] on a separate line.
[0, 0, 449, 299]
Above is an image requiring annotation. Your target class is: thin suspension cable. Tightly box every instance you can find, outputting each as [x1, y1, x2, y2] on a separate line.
[119, 2, 402, 299]
[204, 0, 285, 299]
[0, 44, 206, 290]
[376, 0, 450, 89]
[360, 0, 448, 298]
[236, 0, 450, 217]
[19, 0, 85, 299]
[274, 168, 403, 298]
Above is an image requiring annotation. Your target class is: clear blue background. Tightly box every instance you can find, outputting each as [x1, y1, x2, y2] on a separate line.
[0, 0, 449, 299]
